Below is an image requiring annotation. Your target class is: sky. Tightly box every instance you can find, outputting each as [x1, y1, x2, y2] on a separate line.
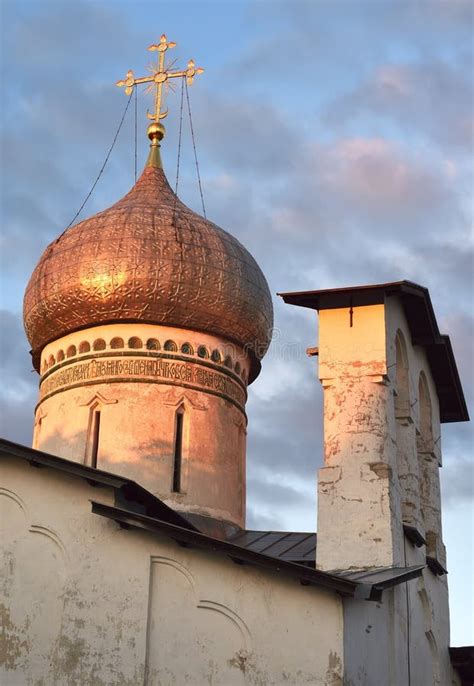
[0, 0, 472, 645]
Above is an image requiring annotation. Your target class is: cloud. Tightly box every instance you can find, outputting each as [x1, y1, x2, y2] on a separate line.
[324, 62, 473, 149]
[0, 310, 36, 446]
[247, 475, 316, 531]
[1, 1, 472, 547]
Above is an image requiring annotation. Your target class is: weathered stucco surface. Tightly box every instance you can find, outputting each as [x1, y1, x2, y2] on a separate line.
[1, 456, 344, 685]
[317, 304, 403, 571]
[315, 298, 458, 686]
[35, 322, 250, 528]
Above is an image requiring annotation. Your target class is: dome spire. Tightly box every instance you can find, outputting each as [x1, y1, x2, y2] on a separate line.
[116, 34, 204, 169]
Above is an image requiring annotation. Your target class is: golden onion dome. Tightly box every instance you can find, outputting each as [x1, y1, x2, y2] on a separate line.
[23, 141, 273, 382]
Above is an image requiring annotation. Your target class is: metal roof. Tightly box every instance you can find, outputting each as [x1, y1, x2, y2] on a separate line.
[278, 280, 469, 423]
[228, 530, 316, 565]
[91, 501, 358, 597]
[2, 438, 426, 601]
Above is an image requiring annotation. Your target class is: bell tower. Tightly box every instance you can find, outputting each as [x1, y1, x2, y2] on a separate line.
[280, 280, 468, 572]
[280, 281, 468, 685]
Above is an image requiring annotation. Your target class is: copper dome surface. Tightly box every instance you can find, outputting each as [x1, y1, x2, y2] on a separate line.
[23, 165, 273, 379]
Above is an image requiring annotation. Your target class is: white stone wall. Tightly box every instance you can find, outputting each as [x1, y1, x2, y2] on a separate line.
[384, 297, 453, 686]
[385, 299, 444, 563]
[343, 574, 459, 686]
[316, 296, 458, 686]
[1, 455, 344, 686]
[316, 303, 403, 571]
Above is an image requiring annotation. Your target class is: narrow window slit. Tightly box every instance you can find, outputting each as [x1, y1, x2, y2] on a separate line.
[90, 410, 101, 469]
[172, 411, 184, 493]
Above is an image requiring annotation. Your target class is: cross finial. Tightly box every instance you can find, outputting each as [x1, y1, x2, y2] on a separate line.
[116, 34, 204, 144]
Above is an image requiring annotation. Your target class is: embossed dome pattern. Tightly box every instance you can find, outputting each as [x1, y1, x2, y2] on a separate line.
[23, 166, 273, 377]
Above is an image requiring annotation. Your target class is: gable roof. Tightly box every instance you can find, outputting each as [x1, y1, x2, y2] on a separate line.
[278, 280, 468, 423]
[91, 501, 357, 596]
[1, 437, 425, 600]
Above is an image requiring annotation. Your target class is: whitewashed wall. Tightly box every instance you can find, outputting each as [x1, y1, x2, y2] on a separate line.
[1, 455, 344, 686]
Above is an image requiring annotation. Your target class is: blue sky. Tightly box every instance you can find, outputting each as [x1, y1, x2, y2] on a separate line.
[1, 0, 473, 644]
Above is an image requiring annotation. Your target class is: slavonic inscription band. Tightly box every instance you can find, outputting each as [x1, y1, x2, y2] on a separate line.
[40, 356, 246, 410]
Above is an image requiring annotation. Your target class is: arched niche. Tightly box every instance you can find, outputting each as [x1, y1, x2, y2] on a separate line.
[128, 336, 143, 350]
[394, 330, 410, 418]
[417, 372, 434, 456]
[394, 331, 419, 530]
[66, 344, 77, 358]
[417, 370, 444, 562]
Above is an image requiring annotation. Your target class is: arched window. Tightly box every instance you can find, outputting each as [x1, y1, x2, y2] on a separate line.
[66, 345, 77, 358]
[164, 340, 178, 352]
[48, 354, 56, 367]
[146, 338, 160, 351]
[394, 331, 418, 530]
[224, 355, 233, 369]
[234, 361, 241, 374]
[110, 337, 124, 349]
[93, 339, 106, 351]
[42, 360, 49, 373]
[128, 337, 143, 349]
[417, 372, 441, 562]
[84, 402, 102, 469]
[57, 350, 65, 362]
[418, 373, 433, 455]
[79, 341, 90, 354]
[181, 342, 194, 355]
[197, 345, 209, 359]
[394, 331, 410, 417]
[211, 349, 221, 363]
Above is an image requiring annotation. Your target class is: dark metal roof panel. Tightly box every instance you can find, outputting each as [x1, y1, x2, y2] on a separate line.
[229, 530, 317, 563]
[337, 565, 425, 589]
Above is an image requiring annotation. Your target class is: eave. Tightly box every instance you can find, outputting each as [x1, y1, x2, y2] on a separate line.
[278, 280, 469, 423]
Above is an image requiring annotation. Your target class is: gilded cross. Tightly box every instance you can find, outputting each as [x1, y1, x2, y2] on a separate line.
[116, 34, 204, 124]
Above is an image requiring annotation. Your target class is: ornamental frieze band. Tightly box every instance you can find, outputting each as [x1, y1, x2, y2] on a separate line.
[39, 356, 247, 411]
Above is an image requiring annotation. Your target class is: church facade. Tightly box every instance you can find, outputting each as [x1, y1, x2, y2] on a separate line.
[1, 35, 470, 686]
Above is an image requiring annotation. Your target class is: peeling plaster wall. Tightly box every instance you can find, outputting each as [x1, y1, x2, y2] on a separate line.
[1, 456, 344, 686]
[343, 575, 460, 686]
[316, 297, 457, 685]
[383, 298, 454, 686]
[34, 322, 250, 528]
[384, 298, 444, 563]
[317, 304, 403, 571]
[343, 531, 460, 686]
